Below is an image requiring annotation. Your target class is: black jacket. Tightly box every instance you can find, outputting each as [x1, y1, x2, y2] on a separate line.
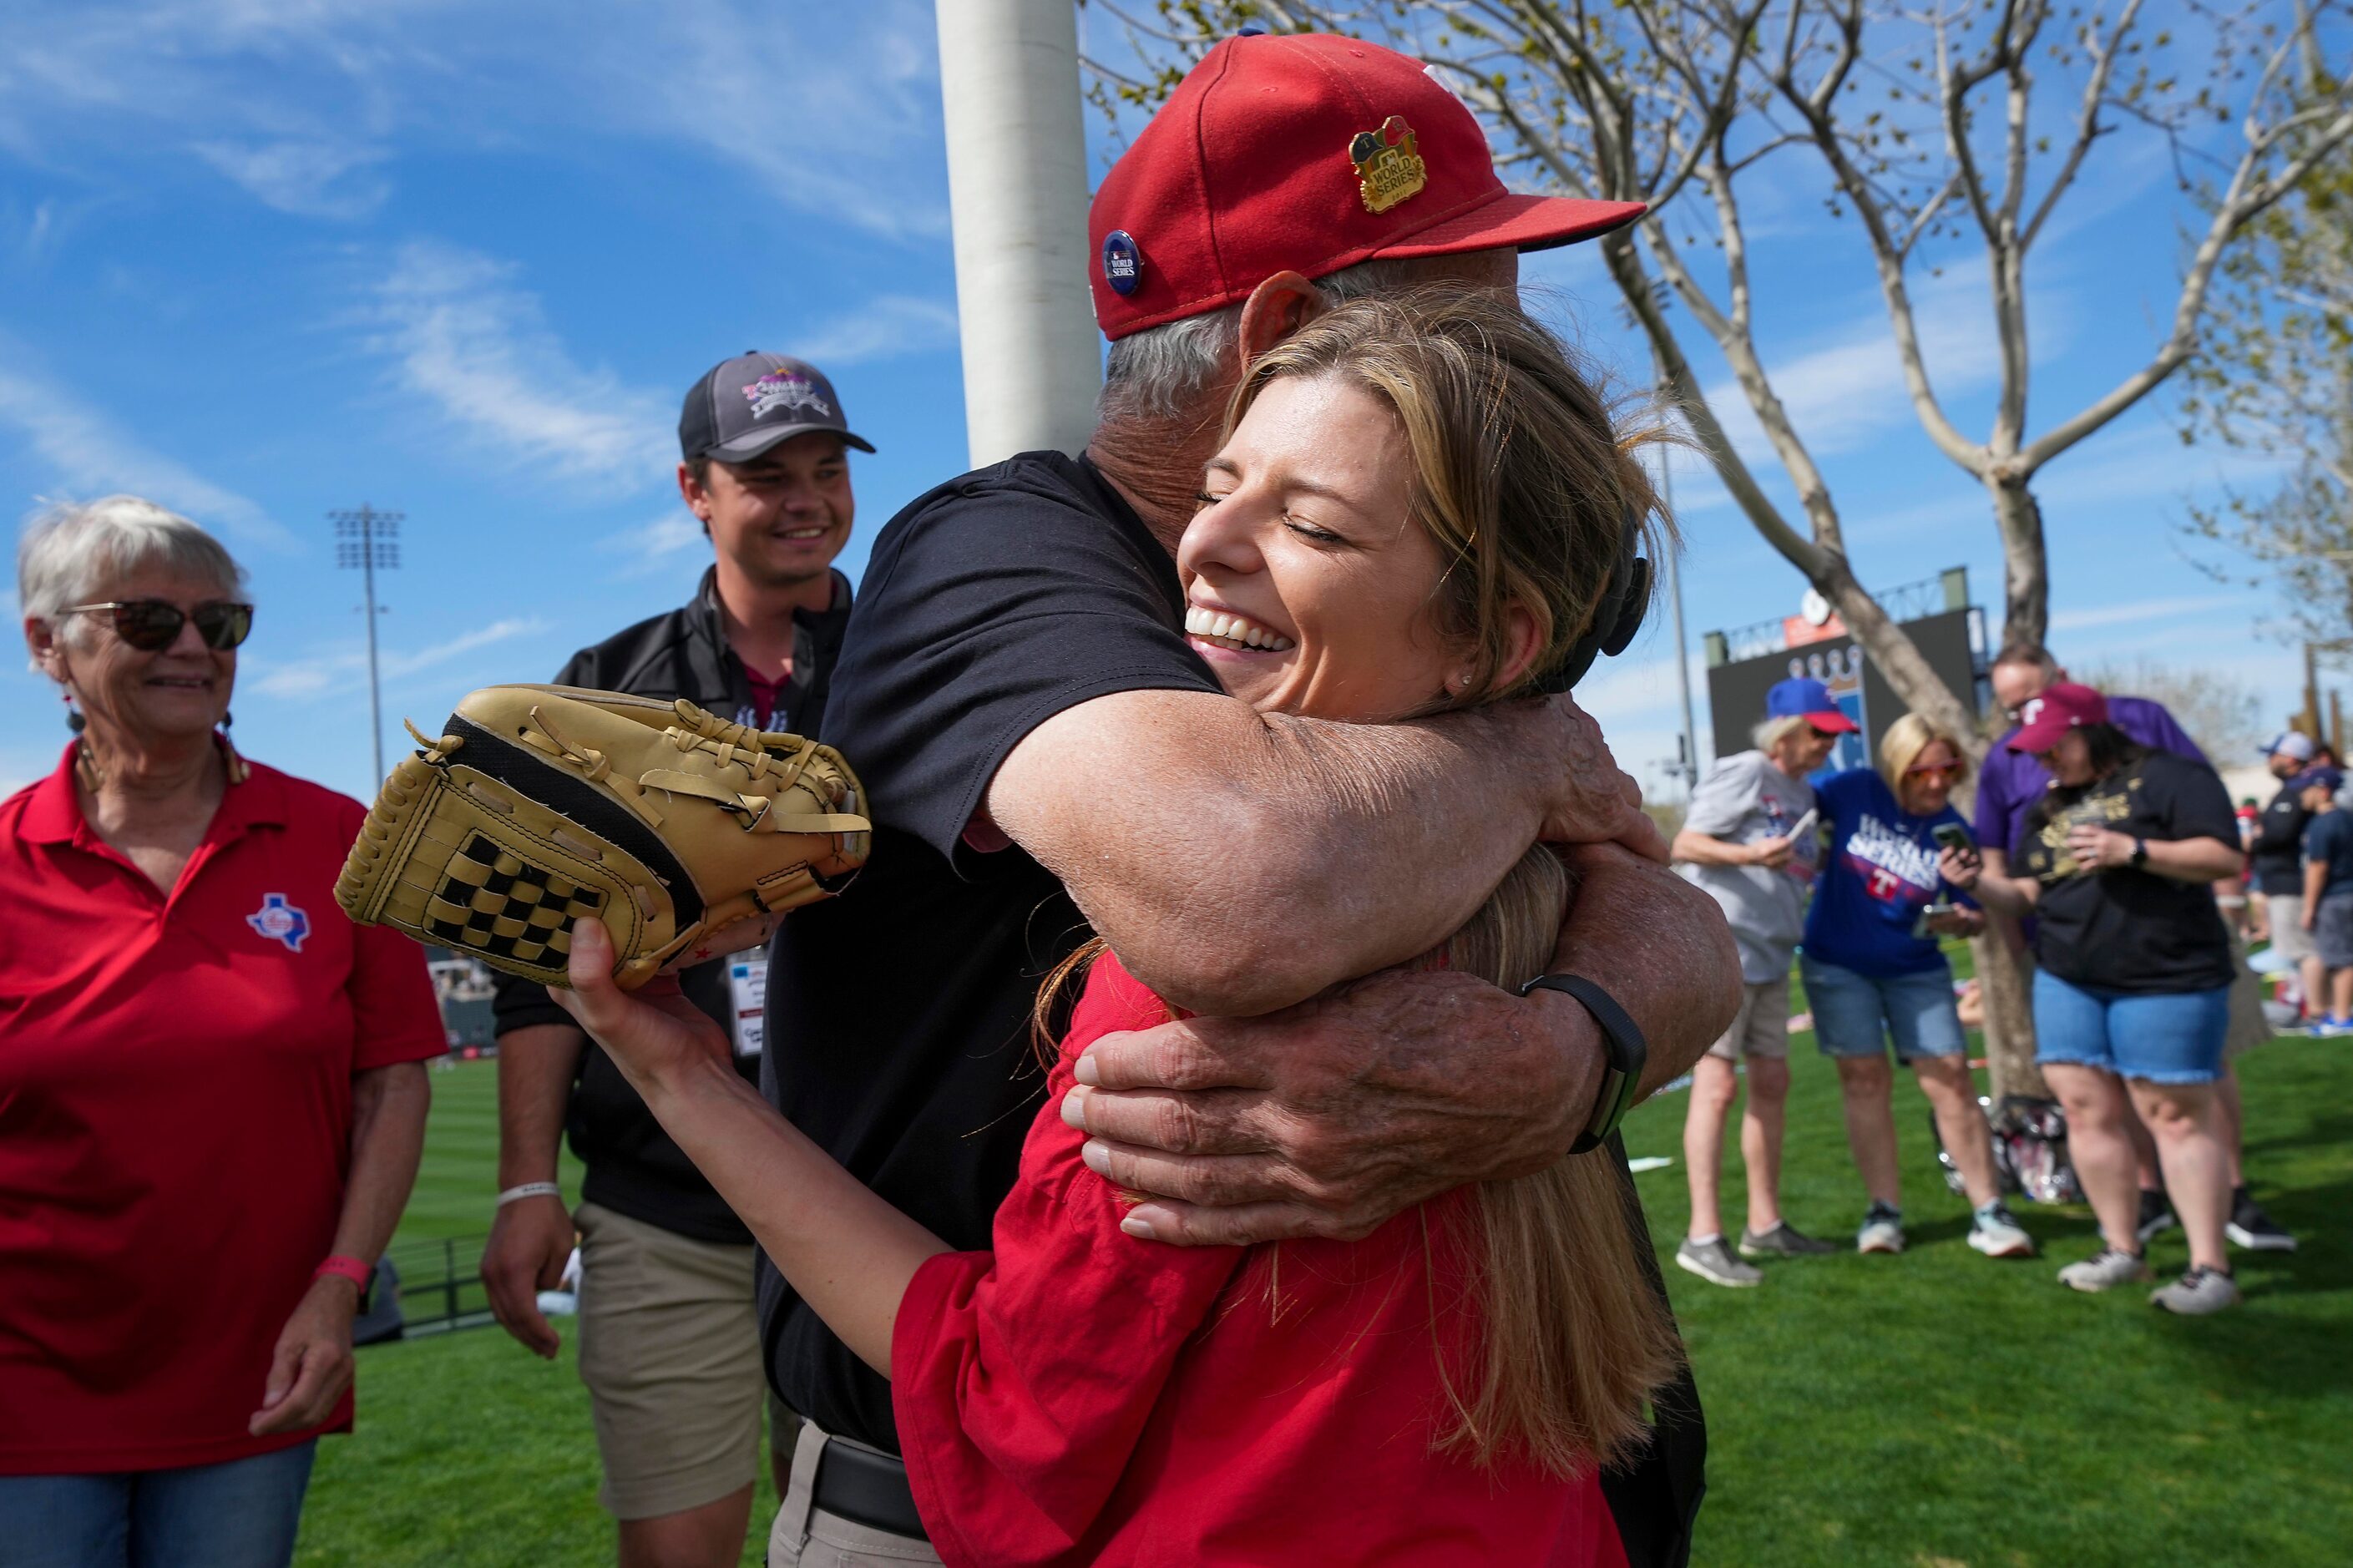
[2249, 778, 2313, 898]
[491, 566, 852, 1243]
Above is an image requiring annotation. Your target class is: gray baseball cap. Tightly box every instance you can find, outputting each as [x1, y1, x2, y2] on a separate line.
[679, 352, 874, 464]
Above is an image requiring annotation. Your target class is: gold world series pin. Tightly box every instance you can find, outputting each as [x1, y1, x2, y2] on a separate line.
[1349, 115, 1427, 215]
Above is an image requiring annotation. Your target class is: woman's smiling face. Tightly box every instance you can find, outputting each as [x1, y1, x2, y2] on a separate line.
[1178, 374, 1465, 722]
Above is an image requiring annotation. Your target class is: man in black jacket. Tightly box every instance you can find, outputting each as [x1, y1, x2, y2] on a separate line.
[482, 353, 863, 1568]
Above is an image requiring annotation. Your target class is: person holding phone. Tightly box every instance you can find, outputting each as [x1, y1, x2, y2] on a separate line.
[1946, 684, 2247, 1313]
[1800, 714, 2036, 1260]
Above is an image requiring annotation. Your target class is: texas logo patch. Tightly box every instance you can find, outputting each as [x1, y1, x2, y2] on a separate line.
[246, 893, 311, 953]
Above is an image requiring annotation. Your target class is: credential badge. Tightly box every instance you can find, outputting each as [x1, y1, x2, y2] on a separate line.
[245, 893, 311, 953]
[1349, 115, 1427, 215]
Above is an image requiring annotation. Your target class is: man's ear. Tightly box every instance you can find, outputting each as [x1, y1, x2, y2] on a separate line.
[676, 461, 712, 523]
[1236, 271, 1328, 368]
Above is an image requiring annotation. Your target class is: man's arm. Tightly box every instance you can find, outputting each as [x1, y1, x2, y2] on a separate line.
[2304, 852, 2327, 925]
[989, 689, 1660, 1018]
[1060, 844, 1741, 1246]
[478, 1024, 586, 1358]
[1672, 827, 1790, 870]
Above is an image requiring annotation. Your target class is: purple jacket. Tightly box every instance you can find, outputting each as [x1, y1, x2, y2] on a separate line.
[1975, 694, 2209, 858]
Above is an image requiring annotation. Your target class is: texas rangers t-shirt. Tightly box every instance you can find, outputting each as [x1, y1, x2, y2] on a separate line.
[1680, 750, 1818, 984]
[1802, 768, 1972, 979]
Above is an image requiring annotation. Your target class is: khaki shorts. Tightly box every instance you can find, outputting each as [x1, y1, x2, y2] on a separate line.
[574, 1201, 767, 1520]
[769, 1421, 942, 1566]
[1707, 977, 1792, 1061]
[2264, 893, 2316, 964]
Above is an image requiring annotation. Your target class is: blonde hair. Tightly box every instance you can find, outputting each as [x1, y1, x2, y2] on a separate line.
[1878, 711, 1970, 795]
[1040, 291, 1682, 1477]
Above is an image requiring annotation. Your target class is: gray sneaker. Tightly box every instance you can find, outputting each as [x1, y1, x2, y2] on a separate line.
[1967, 1202, 2037, 1259]
[2151, 1266, 2241, 1315]
[1676, 1236, 1763, 1287]
[1738, 1222, 1838, 1258]
[2057, 1247, 2153, 1292]
[1855, 1201, 1905, 1254]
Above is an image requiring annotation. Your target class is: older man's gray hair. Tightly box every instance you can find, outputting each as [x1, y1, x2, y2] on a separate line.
[18, 496, 246, 655]
[1097, 256, 1423, 426]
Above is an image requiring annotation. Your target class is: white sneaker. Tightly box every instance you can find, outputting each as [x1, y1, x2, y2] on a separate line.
[1855, 1201, 1905, 1254]
[2150, 1266, 2241, 1315]
[1968, 1203, 2037, 1259]
[2057, 1247, 2153, 1292]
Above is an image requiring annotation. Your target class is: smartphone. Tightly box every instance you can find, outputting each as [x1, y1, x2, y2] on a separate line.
[1912, 899, 1959, 939]
[1931, 822, 1975, 854]
[1785, 807, 1819, 845]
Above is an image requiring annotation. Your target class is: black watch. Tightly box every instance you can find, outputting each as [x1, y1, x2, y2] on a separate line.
[1517, 974, 1647, 1156]
[2129, 837, 2148, 868]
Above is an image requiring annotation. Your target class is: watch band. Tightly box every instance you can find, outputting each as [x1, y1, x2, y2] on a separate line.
[2129, 837, 2148, 867]
[1517, 974, 1647, 1156]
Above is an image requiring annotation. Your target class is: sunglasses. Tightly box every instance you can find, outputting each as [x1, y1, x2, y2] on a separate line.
[1906, 761, 1965, 780]
[59, 599, 255, 652]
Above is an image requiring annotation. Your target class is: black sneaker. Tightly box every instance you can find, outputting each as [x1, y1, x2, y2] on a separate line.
[1738, 1222, 1839, 1258]
[2134, 1188, 2178, 1245]
[2227, 1191, 2298, 1252]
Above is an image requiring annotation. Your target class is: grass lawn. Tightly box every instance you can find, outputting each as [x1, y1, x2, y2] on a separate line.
[299, 1030, 2351, 1565]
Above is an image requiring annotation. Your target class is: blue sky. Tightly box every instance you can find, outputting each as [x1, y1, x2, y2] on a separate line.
[0, 0, 2310, 805]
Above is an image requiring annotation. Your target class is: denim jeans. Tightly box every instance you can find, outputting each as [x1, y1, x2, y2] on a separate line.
[0, 1440, 316, 1568]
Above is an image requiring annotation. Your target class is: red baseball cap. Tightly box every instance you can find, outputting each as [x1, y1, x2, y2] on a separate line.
[1088, 33, 1648, 340]
[2008, 682, 2110, 753]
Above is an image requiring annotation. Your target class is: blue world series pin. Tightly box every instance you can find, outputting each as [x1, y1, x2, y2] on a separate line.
[1101, 230, 1143, 296]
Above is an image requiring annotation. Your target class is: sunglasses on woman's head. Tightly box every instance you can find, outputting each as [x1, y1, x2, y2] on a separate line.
[58, 599, 255, 652]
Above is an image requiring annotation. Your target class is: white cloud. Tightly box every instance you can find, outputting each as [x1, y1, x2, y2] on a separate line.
[192, 138, 387, 218]
[368, 241, 671, 484]
[2050, 594, 2244, 633]
[793, 296, 960, 367]
[245, 614, 550, 701]
[0, 355, 291, 548]
[596, 509, 706, 578]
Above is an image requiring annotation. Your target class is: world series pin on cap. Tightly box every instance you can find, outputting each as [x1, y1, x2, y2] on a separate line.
[1101, 230, 1143, 296]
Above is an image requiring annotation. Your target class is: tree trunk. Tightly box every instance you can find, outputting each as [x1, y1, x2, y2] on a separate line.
[1971, 918, 2047, 1102]
[1986, 471, 2051, 651]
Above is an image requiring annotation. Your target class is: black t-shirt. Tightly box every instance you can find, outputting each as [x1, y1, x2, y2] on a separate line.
[2011, 750, 2238, 994]
[2248, 780, 2313, 897]
[757, 452, 1220, 1449]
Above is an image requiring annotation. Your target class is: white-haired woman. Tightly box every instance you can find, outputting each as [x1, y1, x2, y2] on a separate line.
[0, 497, 443, 1563]
[1799, 712, 2036, 1261]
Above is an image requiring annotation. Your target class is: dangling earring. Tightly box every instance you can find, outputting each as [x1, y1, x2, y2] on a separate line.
[63, 692, 85, 734]
[220, 710, 233, 730]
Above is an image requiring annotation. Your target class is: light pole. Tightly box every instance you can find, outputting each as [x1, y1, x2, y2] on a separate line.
[1651, 346, 1700, 792]
[331, 505, 401, 784]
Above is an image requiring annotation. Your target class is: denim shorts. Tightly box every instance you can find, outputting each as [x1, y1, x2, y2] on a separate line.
[1799, 953, 1966, 1063]
[0, 1439, 316, 1568]
[2031, 969, 2230, 1085]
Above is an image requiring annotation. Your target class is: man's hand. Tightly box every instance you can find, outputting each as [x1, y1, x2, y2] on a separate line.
[549, 919, 731, 1097]
[250, 1276, 358, 1435]
[1060, 963, 1597, 1247]
[1748, 833, 1794, 870]
[481, 1194, 574, 1359]
[1527, 695, 1665, 862]
[2304, 905, 2320, 932]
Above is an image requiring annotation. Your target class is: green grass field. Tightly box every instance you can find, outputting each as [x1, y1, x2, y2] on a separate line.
[298, 1029, 2352, 1566]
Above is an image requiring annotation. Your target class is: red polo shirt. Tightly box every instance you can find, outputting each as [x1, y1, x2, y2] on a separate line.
[0, 745, 444, 1474]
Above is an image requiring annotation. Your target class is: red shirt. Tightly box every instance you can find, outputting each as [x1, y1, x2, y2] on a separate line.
[0, 746, 444, 1473]
[892, 953, 1627, 1567]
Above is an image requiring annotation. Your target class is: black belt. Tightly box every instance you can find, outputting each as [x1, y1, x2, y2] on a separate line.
[812, 1434, 928, 1541]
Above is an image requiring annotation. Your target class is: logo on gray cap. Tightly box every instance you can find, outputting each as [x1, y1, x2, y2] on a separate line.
[681, 352, 875, 463]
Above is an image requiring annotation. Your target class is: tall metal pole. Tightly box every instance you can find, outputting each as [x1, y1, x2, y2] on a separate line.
[1652, 346, 1700, 789]
[935, 0, 1101, 466]
[332, 505, 402, 784]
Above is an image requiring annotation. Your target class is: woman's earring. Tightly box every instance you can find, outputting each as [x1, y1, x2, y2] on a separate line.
[220, 710, 233, 730]
[63, 693, 84, 734]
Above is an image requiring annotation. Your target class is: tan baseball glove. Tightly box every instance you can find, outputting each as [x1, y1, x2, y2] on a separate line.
[336, 685, 868, 990]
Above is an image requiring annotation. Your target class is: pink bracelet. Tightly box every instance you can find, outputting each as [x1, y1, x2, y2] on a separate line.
[315, 1255, 373, 1289]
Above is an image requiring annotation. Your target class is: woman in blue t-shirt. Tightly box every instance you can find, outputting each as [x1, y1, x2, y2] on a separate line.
[1800, 714, 2035, 1261]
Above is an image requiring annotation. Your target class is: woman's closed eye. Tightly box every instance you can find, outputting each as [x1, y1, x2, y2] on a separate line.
[1281, 514, 1350, 547]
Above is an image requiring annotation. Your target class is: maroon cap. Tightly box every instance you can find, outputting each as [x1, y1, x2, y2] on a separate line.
[2008, 683, 2109, 753]
[1087, 33, 1647, 341]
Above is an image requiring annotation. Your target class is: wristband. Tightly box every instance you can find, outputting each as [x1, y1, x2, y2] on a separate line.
[315, 1254, 373, 1290]
[497, 1181, 565, 1208]
[1518, 974, 1647, 1156]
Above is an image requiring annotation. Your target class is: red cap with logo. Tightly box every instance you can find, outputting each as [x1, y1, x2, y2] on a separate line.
[2007, 682, 2110, 753]
[1088, 33, 1648, 341]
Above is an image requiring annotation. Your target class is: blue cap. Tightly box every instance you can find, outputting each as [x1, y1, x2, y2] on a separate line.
[1767, 676, 1860, 733]
[2295, 765, 2344, 794]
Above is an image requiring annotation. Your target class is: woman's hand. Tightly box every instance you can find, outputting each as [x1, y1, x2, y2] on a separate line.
[249, 1275, 358, 1435]
[1925, 906, 1983, 938]
[549, 919, 732, 1099]
[1938, 846, 1982, 889]
[2066, 824, 2135, 871]
[1748, 833, 1794, 870]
